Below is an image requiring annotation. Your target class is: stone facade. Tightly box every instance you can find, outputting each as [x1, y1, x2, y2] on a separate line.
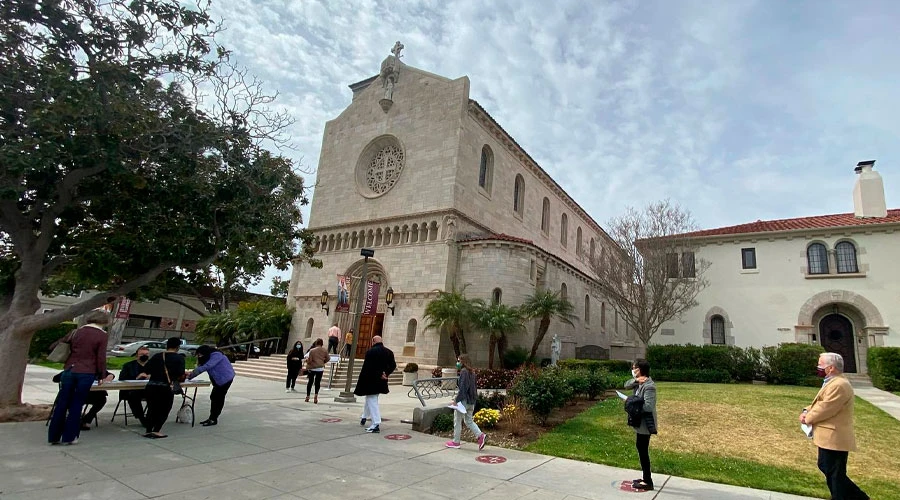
[288, 51, 628, 367]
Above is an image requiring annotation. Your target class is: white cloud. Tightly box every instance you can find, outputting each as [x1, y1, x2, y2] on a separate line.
[205, 0, 900, 294]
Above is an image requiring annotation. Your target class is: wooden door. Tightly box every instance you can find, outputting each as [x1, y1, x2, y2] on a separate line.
[355, 313, 385, 359]
[819, 314, 857, 373]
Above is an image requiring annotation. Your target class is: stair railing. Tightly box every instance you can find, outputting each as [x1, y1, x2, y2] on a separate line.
[218, 337, 282, 361]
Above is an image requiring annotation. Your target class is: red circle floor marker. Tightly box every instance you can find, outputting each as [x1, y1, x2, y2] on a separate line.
[617, 480, 651, 493]
[476, 455, 507, 464]
[320, 418, 342, 423]
[384, 434, 411, 440]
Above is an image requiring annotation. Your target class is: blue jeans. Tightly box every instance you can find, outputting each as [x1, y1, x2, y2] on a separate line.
[48, 371, 95, 443]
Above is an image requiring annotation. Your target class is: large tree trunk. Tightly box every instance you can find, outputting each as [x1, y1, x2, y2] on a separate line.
[497, 334, 509, 368]
[0, 324, 37, 407]
[458, 327, 468, 356]
[528, 316, 551, 362]
[448, 329, 461, 357]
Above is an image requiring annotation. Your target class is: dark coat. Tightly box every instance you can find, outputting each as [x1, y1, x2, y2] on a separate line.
[624, 377, 658, 435]
[353, 343, 396, 396]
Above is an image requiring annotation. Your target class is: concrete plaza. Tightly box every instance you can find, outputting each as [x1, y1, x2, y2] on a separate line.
[1, 365, 822, 499]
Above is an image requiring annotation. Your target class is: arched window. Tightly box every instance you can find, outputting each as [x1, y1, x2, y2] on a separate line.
[478, 145, 493, 194]
[560, 214, 568, 247]
[541, 197, 550, 234]
[406, 319, 417, 343]
[590, 238, 596, 262]
[576, 227, 583, 256]
[560, 282, 567, 301]
[584, 295, 590, 324]
[492, 288, 502, 305]
[710, 315, 726, 345]
[305, 318, 314, 338]
[513, 175, 525, 216]
[807, 243, 829, 274]
[835, 241, 859, 273]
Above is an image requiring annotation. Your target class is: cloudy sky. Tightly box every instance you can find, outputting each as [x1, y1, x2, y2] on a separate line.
[206, 0, 900, 293]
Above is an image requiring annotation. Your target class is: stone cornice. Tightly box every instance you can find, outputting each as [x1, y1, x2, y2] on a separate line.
[467, 100, 617, 249]
[308, 208, 491, 235]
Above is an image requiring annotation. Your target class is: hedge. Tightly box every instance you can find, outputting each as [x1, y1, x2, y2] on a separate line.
[646, 344, 761, 382]
[475, 369, 518, 389]
[29, 322, 77, 359]
[868, 347, 900, 392]
[558, 359, 632, 373]
[652, 369, 732, 384]
[761, 343, 824, 386]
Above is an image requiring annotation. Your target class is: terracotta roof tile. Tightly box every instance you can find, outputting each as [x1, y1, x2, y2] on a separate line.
[682, 209, 900, 238]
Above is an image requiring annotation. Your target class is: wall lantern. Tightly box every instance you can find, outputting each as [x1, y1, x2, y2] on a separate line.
[385, 287, 395, 316]
[320, 290, 329, 315]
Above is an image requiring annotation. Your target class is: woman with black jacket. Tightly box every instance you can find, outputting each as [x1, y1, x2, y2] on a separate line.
[137, 337, 185, 438]
[285, 341, 304, 393]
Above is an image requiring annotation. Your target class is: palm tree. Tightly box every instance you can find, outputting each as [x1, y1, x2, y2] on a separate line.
[473, 302, 525, 369]
[423, 286, 479, 357]
[520, 289, 576, 362]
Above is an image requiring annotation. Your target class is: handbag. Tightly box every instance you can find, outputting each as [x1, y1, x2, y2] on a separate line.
[176, 403, 193, 424]
[163, 353, 183, 395]
[47, 330, 76, 362]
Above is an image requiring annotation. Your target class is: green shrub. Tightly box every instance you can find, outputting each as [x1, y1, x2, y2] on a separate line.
[563, 370, 590, 398]
[647, 344, 764, 382]
[475, 390, 507, 412]
[868, 347, 900, 392]
[598, 360, 633, 373]
[475, 369, 518, 389]
[29, 322, 77, 359]
[431, 412, 454, 432]
[510, 367, 573, 425]
[761, 343, 824, 385]
[585, 369, 616, 399]
[653, 369, 732, 384]
[557, 359, 632, 373]
[403, 362, 419, 373]
[503, 346, 529, 369]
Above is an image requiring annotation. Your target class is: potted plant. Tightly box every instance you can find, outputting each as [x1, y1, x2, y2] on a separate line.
[402, 362, 419, 386]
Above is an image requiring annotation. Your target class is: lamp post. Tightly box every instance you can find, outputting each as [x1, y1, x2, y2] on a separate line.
[385, 287, 395, 316]
[336, 247, 375, 403]
[320, 290, 329, 315]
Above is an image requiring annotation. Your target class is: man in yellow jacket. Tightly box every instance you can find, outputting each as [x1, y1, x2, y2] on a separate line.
[800, 352, 868, 500]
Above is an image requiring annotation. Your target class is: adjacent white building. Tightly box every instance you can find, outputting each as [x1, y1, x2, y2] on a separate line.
[657, 161, 899, 374]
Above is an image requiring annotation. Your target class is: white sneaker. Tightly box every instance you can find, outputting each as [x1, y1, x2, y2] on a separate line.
[285, 389, 291, 393]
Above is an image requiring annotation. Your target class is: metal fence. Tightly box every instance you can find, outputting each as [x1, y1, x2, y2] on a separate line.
[408, 377, 459, 407]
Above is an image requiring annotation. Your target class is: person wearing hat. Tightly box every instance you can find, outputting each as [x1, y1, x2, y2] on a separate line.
[187, 345, 235, 427]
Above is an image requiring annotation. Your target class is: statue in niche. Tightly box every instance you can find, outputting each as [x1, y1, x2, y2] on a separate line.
[444, 215, 457, 241]
[551, 334, 561, 366]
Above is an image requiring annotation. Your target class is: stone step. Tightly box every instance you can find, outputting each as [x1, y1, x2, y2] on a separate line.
[231, 355, 404, 386]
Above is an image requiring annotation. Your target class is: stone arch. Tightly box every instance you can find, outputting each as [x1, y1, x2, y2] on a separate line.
[375, 228, 383, 246]
[410, 224, 419, 243]
[797, 290, 884, 328]
[702, 306, 734, 346]
[392, 225, 401, 245]
[327, 234, 335, 252]
[305, 317, 314, 338]
[428, 221, 439, 241]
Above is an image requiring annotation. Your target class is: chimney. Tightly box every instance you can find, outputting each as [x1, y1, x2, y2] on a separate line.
[852, 160, 887, 218]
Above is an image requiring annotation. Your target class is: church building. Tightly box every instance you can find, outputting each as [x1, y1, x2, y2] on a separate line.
[287, 44, 632, 367]
[656, 161, 899, 374]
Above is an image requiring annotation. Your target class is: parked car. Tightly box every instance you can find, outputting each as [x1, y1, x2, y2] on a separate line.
[110, 340, 192, 357]
[179, 339, 203, 355]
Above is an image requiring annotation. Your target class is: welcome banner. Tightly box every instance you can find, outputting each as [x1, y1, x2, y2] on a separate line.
[362, 280, 381, 315]
[336, 274, 351, 313]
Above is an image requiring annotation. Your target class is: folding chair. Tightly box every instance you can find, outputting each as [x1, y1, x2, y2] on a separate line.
[111, 393, 145, 426]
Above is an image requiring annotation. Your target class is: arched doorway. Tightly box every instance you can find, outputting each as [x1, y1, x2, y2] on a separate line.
[342, 259, 390, 359]
[819, 314, 857, 373]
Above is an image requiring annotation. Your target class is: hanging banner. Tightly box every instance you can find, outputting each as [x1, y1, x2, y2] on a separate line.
[114, 297, 133, 319]
[362, 280, 381, 315]
[336, 274, 351, 313]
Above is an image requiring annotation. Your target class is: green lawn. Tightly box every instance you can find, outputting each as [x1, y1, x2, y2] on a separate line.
[525, 382, 900, 499]
[36, 355, 197, 372]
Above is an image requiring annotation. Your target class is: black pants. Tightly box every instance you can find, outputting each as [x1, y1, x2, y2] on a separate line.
[636, 433, 652, 485]
[306, 370, 324, 397]
[817, 448, 868, 500]
[81, 391, 107, 424]
[144, 385, 174, 433]
[209, 380, 232, 420]
[342, 343, 351, 358]
[286, 366, 301, 389]
[328, 336, 339, 354]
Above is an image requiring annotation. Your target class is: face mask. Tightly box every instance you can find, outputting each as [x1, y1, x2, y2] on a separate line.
[295, 345, 302, 349]
[632, 368, 640, 378]
[138, 355, 149, 362]
[456, 362, 462, 369]
[816, 366, 827, 378]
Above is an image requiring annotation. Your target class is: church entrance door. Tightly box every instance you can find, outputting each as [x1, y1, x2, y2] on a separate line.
[356, 313, 385, 359]
[819, 313, 857, 373]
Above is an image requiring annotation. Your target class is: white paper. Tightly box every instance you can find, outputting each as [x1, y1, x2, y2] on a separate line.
[800, 423, 813, 438]
[615, 390, 628, 401]
[447, 401, 467, 413]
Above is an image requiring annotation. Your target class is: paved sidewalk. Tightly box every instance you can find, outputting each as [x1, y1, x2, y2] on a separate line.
[1, 365, 820, 499]
[854, 385, 900, 421]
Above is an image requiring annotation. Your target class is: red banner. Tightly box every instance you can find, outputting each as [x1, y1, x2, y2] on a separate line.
[336, 274, 351, 313]
[114, 297, 133, 319]
[362, 280, 381, 315]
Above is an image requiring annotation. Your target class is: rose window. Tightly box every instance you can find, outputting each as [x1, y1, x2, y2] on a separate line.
[365, 145, 404, 195]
